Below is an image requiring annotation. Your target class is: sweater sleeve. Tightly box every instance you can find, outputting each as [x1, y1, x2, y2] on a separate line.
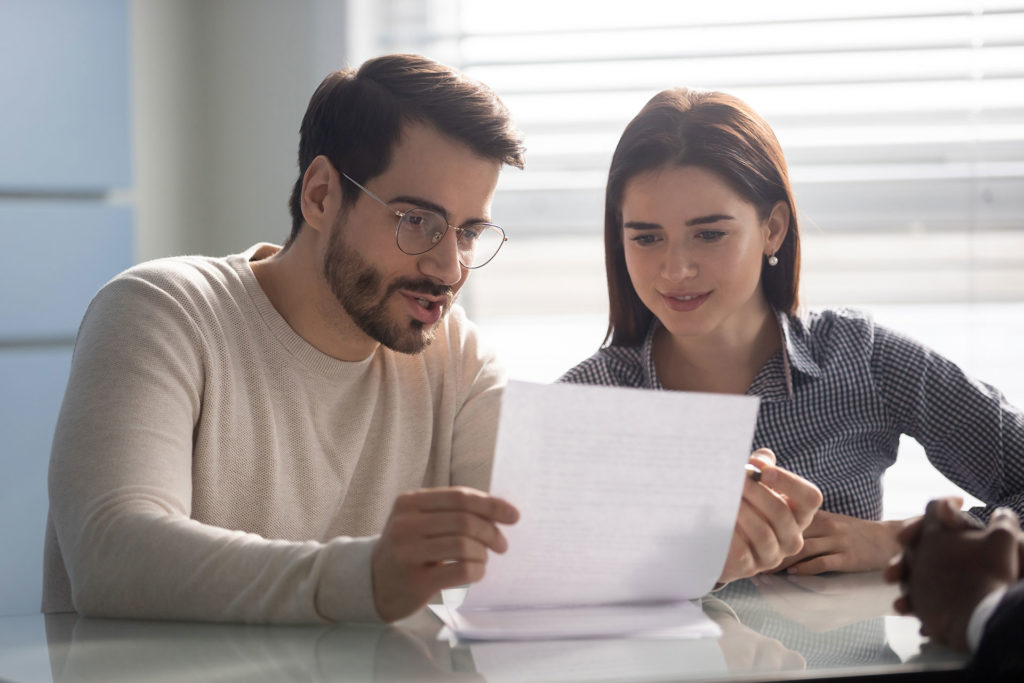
[871, 324, 1024, 522]
[47, 272, 380, 624]
[447, 310, 506, 492]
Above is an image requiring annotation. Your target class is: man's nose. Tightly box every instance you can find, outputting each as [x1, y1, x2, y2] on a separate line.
[418, 227, 464, 286]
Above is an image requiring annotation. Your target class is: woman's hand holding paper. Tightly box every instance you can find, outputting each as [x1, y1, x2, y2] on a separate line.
[718, 449, 822, 585]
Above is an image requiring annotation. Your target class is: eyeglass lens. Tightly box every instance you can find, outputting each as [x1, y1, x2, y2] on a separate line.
[397, 208, 504, 268]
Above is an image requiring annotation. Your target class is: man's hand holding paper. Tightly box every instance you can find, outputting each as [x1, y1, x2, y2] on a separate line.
[372, 487, 520, 621]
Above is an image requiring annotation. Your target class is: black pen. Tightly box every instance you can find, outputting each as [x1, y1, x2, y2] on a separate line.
[745, 463, 763, 483]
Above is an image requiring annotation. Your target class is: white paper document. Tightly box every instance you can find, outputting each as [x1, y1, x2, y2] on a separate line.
[434, 380, 760, 641]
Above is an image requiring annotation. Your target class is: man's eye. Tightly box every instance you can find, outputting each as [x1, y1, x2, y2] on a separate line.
[405, 213, 425, 226]
[458, 227, 481, 243]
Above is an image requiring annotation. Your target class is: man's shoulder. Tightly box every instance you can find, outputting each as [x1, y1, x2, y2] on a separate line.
[95, 251, 251, 316]
[79, 251, 259, 351]
[112, 252, 241, 295]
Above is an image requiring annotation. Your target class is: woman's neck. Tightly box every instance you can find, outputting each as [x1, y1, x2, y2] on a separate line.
[653, 304, 782, 394]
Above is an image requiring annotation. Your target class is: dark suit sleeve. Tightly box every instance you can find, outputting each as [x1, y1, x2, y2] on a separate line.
[969, 581, 1024, 678]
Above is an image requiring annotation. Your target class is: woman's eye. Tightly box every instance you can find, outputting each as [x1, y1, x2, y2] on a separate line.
[629, 234, 661, 245]
[696, 230, 726, 242]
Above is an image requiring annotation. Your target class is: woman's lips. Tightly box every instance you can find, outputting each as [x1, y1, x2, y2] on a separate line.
[660, 291, 710, 312]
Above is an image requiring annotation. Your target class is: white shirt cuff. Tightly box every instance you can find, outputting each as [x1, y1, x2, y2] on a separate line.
[966, 586, 1008, 652]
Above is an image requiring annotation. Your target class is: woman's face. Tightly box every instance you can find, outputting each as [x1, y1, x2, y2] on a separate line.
[621, 165, 787, 344]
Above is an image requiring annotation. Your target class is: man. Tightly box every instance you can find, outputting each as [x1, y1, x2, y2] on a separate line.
[43, 54, 525, 624]
[886, 497, 1024, 677]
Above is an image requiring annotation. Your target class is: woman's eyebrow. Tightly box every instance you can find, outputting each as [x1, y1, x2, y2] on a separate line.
[623, 221, 663, 230]
[685, 214, 734, 226]
[624, 214, 734, 230]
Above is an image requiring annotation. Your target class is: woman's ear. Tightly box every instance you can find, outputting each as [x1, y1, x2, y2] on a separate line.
[764, 200, 791, 254]
[300, 155, 340, 234]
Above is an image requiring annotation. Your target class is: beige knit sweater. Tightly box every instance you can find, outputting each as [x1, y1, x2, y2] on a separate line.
[43, 244, 504, 623]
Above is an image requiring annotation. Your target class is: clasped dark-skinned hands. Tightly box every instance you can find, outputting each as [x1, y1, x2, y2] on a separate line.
[884, 496, 1024, 652]
[371, 486, 519, 622]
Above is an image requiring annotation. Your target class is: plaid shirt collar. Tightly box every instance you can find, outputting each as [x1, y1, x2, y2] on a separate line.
[641, 309, 823, 401]
[779, 310, 825, 379]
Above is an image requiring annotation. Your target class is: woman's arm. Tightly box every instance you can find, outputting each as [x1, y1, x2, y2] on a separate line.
[872, 324, 1024, 522]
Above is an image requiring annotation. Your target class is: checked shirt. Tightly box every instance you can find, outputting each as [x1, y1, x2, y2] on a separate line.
[559, 308, 1024, 522]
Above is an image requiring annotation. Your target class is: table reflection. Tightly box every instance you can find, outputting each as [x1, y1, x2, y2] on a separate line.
[44, 612, 469, 683]
[710, 573, 898, 670]
[33, 573, 967, 682]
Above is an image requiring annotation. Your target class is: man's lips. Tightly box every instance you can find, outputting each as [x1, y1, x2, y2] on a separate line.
[399, 290, 448, 325]
[660, 290, 710, 312]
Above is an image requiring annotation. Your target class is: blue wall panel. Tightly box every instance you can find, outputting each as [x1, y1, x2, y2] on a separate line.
[0, 0, 133, 619]
[0, 0, 131, 191]
[0, 347, 73, 616]
[0, 202, 133, 340]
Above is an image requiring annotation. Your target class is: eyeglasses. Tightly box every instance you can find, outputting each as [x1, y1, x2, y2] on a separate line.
[341, 172, 507, 269]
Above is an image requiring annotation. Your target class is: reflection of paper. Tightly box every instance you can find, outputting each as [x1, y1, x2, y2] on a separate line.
[449, 380, 759, 640]
[466, 637, 727, 682]
[430, 600, 719, 641]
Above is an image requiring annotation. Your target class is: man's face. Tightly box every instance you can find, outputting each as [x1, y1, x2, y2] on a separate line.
[321, 123, 501, 354]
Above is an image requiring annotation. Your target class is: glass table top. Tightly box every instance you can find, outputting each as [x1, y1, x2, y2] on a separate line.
[0, 571, 969, 682]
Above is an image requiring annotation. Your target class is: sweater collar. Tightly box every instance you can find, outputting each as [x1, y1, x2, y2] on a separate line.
[232, 244, 377, 378]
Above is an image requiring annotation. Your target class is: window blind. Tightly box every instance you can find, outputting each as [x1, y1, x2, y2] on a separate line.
[355, 0, 1024, 306]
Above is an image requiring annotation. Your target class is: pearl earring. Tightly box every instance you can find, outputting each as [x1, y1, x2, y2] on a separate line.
[767, 253, 779, 266]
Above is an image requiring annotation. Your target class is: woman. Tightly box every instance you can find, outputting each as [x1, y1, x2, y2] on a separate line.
[561, 88, 1024, 575]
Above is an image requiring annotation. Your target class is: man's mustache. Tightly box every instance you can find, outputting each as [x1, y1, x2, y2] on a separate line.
[387, 278, 454, 301]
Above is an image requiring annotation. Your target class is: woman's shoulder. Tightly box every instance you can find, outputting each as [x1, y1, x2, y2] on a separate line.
[789, 307, 881, 352]
[788, 307, 941, 379]
[558, 344, 649, 388]
[798, 307, 931, 349]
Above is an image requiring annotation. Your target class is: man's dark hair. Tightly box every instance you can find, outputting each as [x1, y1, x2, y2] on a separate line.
[285, 54, 526, 246]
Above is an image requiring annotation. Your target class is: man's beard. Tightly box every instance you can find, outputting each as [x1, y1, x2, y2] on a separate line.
[322, 226, 455, 354]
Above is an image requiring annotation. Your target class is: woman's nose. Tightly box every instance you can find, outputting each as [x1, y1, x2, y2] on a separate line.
[661, 246, 698, 281]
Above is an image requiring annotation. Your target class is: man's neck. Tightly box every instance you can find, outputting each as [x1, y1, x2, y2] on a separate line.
[250, 236, 380, 362]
